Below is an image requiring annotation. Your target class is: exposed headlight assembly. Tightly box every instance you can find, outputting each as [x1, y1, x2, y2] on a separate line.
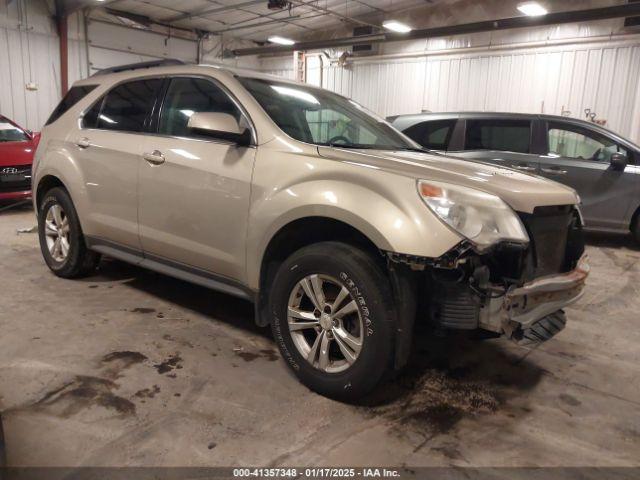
[418, 180, 529, 251]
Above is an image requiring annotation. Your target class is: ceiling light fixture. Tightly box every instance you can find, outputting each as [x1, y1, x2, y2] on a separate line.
[517, 1, 548, 16]
[382, 20, 412, 33]
[268, 36, 296, 45]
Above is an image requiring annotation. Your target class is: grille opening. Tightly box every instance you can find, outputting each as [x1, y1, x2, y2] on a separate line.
[518, 205, 583, 278]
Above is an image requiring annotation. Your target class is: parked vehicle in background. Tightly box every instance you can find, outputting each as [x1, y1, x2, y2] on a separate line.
[389, 112, 640, 243]
[0, 115, 40, 202]
[33, 62, 588, 399]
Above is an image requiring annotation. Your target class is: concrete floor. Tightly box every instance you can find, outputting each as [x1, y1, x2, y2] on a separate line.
[0, 202, 639, 468]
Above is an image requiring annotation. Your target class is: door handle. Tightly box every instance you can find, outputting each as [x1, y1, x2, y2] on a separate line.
[76, 137, 91, 149]
[143, 150, 165, 165]
[541, 167, 567, 175]
[512, 164, 536, 172]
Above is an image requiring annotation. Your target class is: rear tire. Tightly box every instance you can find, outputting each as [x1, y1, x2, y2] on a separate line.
[632, 215, 640, 244]
[269, 242, 396, 401]
[38, 187, 100, 278]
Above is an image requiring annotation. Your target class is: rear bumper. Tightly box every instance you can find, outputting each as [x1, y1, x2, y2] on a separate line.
[479, 254, 589, 334]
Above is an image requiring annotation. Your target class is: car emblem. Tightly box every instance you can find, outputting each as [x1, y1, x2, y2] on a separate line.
[1, 167, 18, 174]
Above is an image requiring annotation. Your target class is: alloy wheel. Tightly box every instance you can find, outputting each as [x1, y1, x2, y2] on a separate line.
[44, 203, 70, 262]
[287, 274, 363, 373]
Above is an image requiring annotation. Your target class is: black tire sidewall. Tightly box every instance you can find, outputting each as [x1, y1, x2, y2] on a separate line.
[38, 188, 86, 277]
[270, 242, 395, 400]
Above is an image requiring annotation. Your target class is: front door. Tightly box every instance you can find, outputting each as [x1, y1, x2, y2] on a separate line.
[138, 76, 256, 282]
[538, 121, 637, 231]
[452, 118, 541, 174]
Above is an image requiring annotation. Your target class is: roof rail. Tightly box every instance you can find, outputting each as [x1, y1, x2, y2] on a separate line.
[91, 59, 187, 77]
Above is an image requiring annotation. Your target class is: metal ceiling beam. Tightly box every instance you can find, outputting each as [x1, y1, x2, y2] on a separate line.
[215, 11, 329, 35]
[287, 0, 379, 28]
[161, 0, 323, 37]
[163, 0, 266, 23]
[350, 0, 387, 14]
[54, 0, 95, 17]
[225, 3, 319, 34]
[211, 15, 303, 34]
[233, 2, 640, 56]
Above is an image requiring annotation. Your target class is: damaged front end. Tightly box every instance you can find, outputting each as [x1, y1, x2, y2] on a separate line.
[389, 204, 589, 347]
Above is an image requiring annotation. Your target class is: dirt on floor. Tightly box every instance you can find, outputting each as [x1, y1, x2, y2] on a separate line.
[0, 203, 639, 468]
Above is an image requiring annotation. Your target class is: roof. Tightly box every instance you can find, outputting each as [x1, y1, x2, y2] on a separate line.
[74, 62, 301, 87]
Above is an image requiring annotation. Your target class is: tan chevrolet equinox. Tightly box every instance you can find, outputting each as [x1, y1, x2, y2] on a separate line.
[33, 61, 589, 400]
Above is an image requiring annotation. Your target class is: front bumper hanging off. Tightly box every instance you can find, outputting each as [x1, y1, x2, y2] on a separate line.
[479, 254, 590, 343]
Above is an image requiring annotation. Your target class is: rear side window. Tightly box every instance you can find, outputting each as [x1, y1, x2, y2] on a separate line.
[465, 119, 531, 154]
[45, 85, 98, 126]
[158, 77, 243, 138]
[82, 98, 102, 129]
[90, 78, 162, 133]
[403, 120, 456, 150]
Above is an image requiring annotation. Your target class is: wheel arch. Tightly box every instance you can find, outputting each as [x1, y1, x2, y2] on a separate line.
[254, 215, 386, 327]
[253, 214, 419, 372]
[35, 175, 69, 210]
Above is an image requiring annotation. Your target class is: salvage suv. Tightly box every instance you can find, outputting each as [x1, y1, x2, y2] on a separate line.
[33, 61, 589, 399]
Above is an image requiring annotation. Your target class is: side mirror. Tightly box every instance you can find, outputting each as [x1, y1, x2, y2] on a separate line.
[610, 152, 628, 171]
[187, 112, 251, 146]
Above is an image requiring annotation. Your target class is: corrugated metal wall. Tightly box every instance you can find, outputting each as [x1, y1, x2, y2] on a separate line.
[0, 21, 61, 131]
[0, 1, 200, 131]
[263, 39, 640, 143]
[0, 1, 86, 132]
[87, 20, 197, 74]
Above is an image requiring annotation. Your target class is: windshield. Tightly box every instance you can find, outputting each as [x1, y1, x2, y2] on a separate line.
[238, 77, 419, 150]
[0, 119, 29, 143]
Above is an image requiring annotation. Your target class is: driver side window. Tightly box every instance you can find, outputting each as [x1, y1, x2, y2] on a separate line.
[548, 123, 628, 162]
[159, 77, 245, 139]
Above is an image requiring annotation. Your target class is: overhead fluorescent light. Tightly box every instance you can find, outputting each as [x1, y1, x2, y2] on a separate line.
[268, 36, 296, 45]
[382, 20, 412, 33]
[517, 2, 548, 16]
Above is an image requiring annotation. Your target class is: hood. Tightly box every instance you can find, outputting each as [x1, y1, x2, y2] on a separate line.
[317, 147, 578, 214]
[0, 136, 38, 167]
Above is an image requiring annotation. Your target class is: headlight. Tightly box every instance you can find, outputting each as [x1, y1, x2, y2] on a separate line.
[417, 180, 529, 250]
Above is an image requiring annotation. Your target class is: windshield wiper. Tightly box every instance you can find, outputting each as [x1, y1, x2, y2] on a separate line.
[326, 142, 379, 149]
[324, 143, 432, 153]
[397, 146, 431, 153]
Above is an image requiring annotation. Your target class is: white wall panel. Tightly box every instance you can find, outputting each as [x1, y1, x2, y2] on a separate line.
[87, 20, 197, 74]
[0, 1, 88, 131]
[260, 39, 640, 142]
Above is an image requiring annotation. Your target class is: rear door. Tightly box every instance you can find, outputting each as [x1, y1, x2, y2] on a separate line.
[451, 118, 540, 174]
[539, 120, 637, 231]
[401, 118, 457, 152]
[74, 77, 163, 249]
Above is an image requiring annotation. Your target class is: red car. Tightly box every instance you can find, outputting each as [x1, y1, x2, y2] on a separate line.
[0, 115, 40, 201]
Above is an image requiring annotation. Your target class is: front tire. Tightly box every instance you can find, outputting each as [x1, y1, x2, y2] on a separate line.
[38, 187, 100, 278]
[269, 242, 396, 400]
